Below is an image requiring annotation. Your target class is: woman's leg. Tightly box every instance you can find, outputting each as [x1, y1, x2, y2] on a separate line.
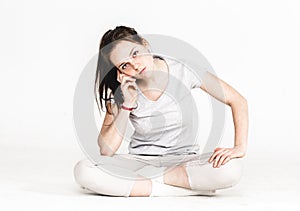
[73, 158, 152, 197]
[129, 178, 152, 196]
[163, 165, 191, 189]
[132, 155, 217, 196]
[184, 158, 244, 191]
[158, 153, 243, 191]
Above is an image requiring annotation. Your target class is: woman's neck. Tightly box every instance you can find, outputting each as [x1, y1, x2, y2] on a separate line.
[137, 58, 169, 91]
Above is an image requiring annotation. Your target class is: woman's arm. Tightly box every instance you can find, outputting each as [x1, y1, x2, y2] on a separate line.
[99, 74, 138, 156]
[199, 71, 248, 167]
[98, 103, 131, 156]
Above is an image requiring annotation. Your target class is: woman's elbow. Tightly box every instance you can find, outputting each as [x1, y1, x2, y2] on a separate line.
[228, 93, 247, 108]
[239, 95, 247, 105]
[99, 142, 115, 157]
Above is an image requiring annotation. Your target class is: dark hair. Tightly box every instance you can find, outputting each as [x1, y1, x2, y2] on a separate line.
[94, 26, 144, 116]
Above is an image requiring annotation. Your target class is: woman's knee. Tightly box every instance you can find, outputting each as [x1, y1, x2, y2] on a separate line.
[73, 158, 139, 197]
[185, 158, 244, 190]
[73, 159, 95, 187]
[219, 158, 243, 188]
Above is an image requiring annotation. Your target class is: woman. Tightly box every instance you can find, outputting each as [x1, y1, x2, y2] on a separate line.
[73, 26, 248, 197]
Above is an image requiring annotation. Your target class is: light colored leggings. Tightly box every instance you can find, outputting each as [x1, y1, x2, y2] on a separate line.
[73, 153, 243, 197]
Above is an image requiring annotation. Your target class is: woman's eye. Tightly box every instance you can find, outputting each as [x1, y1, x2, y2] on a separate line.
[132, 50, 139, 57]
[121, 63, 127, 70]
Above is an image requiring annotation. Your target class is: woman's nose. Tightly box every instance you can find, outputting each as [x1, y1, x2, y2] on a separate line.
[129, 60, 140, 70]
[133, 63, 140, 70]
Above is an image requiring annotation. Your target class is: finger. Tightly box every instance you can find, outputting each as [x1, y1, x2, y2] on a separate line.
[123, 75, 136, 82]
[124, 82, 138, 90]
[213, 153, 223, 167]
[121, 76, 136, 85]
[209, 148, 225, 163]
[121, 74, 134, 85]
[213, 150, 229, 167]
[209, 150, 221, 162]
[217, 152, 230, 167]
[128, 83, 138, 90]
[122, 80, 134, 87]
[221, 156, 231, 166]
[209, 153, 217, 163]
[213, 156, 220, 167]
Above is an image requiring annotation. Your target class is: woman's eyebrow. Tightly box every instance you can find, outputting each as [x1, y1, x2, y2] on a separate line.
[118, 47, 136, 68]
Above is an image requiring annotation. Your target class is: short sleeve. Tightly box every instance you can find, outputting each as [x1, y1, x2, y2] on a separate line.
[184, 66, 203, 89]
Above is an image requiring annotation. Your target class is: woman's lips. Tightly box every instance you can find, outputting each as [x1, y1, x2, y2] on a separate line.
[139, 67, 146, 74]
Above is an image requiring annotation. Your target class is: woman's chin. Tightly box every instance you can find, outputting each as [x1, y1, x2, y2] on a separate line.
[137, 72, 149, 80]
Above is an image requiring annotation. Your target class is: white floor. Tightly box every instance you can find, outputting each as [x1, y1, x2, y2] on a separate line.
[1, 143, 299, 211]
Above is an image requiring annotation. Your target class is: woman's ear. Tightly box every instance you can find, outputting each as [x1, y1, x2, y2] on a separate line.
[142, 38, 151, 51]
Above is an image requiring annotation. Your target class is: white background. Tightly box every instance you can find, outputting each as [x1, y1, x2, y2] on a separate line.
[1, 0, 300, 210]
[1, 0, 299, 154]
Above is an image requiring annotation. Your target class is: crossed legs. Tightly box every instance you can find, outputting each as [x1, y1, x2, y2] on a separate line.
[74, 157, 243, 197]
[129, 165, 190, 196]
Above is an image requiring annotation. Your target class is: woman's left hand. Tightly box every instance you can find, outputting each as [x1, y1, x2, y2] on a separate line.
[208, 146, 246, 168]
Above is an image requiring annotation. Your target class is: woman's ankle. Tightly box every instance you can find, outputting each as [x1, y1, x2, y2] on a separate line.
[129, 178, 152, 197]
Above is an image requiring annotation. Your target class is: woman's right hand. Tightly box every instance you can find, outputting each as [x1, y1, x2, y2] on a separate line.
[118, 74, 138, 107]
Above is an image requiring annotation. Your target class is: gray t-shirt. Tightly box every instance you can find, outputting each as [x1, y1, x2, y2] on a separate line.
[128, 56, 204, 156]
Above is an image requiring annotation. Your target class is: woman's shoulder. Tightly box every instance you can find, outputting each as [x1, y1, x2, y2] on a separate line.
[153, 55, 180, 72]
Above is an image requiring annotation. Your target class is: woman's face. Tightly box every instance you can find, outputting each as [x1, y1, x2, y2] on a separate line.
[109, 40, 155, 81]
